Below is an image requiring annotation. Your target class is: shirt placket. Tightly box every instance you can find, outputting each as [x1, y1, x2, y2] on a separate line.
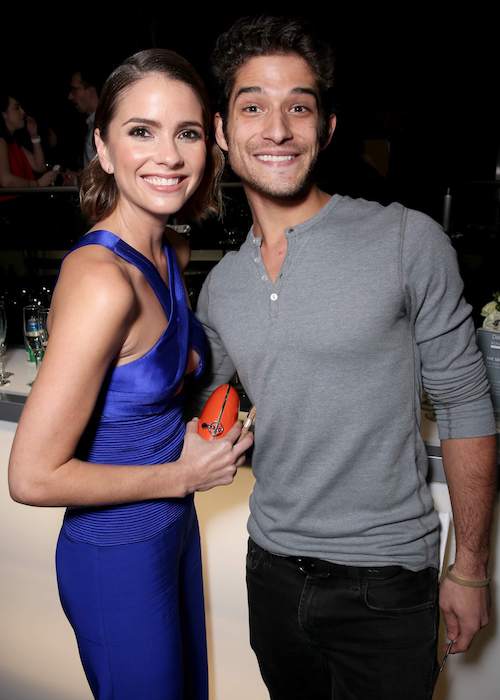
[251, 231, 297, 319]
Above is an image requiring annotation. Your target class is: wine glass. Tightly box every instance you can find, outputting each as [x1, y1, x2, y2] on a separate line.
[0, 303, 10, 386]
[39, 308, 49, 354]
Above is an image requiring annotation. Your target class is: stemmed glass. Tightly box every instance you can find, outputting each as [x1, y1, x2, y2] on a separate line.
[0, 303, 10, 386]
[38, 309, 49, 354]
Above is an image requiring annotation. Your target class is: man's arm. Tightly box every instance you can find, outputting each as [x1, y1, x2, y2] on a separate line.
[189, 269, 236, 416]
[402, 208, 497, 653]
[439, 436, 497, 653]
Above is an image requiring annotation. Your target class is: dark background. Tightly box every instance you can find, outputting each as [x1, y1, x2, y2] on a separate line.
[2, 9, 499, 215]
[1, 8, 499, 319]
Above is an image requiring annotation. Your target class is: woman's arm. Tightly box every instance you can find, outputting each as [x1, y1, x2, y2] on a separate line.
[24, 116, 47, 173]
[8, 251, 251, 507]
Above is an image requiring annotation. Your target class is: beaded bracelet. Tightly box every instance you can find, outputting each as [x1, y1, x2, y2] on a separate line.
[446, 564, 490, 588]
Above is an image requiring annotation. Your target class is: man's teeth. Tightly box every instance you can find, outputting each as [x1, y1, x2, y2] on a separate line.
[256, 155, 295, 162]
[144, 176, 181, 185]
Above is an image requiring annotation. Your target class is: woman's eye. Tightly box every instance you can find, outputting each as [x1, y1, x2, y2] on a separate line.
[178, 129, 202, 140]
[129, 126, 151, 138]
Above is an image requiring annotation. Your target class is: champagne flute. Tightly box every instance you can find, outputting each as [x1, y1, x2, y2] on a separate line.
[0, 303, 10, 386]
[38, 308, 49, 353]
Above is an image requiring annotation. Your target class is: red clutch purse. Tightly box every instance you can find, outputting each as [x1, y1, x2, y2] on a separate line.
[198, 384, 240, 440]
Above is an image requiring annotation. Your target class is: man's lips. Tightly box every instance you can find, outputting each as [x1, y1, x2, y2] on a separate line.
[254, 154, 298, 162]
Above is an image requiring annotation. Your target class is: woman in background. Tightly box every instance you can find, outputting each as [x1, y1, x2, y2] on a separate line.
[0, 93, 57, 189]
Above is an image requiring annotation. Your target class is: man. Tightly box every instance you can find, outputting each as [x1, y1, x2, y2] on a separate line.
[196, 16, 497, 700]
[68, 68, 100, 167]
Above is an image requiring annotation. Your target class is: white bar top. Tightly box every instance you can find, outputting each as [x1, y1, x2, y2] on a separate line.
[0, 347, 37, 398]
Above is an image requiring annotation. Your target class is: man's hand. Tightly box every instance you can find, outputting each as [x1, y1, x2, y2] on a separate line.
[439, 576, 490, 653]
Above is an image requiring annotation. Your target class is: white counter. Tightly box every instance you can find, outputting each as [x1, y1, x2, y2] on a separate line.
[1, 350, 499, 699]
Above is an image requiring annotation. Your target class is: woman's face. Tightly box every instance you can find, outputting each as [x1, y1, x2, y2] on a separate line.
[2, 97, 25, 133]
[95, 73, 207, 219]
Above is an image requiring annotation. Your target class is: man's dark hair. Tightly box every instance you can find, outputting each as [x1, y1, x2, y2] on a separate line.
[212, 16, 335, 145]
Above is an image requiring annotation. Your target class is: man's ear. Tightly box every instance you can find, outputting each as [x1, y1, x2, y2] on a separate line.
[214, 113, 229, 153]
[94, 128, 113, 173]
[322, 114, 337, 151]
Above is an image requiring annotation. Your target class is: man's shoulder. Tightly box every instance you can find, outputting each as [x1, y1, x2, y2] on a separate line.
[403, 206, 451, 254]
[327, 194, 404, 228]
[333, 196, 446, 242]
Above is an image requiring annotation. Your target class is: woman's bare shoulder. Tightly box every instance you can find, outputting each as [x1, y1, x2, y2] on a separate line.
[54, 244, 136, 318]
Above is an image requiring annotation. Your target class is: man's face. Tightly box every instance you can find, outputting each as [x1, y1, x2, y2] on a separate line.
[215, 54, 335, 200]
[68, 73, 94, 114]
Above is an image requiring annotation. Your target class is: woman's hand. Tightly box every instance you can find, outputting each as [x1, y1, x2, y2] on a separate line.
[177, 419, 253, 494]
[36, 170, 58, 187]
[26, 116, 39, 139]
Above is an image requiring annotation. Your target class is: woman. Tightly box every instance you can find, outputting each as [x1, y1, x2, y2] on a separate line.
[0, 93, 57, 189]
[8, 49, 252, 700]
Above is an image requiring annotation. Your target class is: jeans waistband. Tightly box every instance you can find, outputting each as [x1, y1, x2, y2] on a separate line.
[250, 539, 404, 580]
[290, 555, 403, 579]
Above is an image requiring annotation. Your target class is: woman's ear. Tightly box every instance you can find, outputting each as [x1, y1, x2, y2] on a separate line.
[94, 129, 113, 174]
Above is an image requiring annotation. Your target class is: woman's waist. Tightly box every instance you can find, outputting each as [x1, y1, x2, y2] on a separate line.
[77, 406, 186, 465]
[62, 496, 194, 546]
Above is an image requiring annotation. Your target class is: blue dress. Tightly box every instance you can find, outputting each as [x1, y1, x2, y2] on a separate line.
[55, 230, 208, 700]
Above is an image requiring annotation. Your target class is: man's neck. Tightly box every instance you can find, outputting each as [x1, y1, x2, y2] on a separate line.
[246, 185, 331, 246]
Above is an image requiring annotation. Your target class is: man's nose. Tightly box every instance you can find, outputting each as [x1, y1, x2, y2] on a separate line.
[261, 111, 293, 143]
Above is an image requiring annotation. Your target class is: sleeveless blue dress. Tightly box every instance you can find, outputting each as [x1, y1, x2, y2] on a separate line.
[55, 230, 208, 700]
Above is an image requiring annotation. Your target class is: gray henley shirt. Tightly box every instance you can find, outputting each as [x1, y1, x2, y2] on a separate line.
[196, 194, 495, 570]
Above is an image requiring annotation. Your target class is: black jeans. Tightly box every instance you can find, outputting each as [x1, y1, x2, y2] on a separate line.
[246, 539, 439, 700]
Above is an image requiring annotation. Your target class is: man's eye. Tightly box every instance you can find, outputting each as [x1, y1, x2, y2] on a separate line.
[129, 127, 151, 138]
[242, 105, 262, 113]
[290, 105, 310, 113]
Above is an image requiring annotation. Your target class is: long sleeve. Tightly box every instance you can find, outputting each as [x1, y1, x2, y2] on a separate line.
[191, 271, 236, 414]
[403, 209, 496, 439]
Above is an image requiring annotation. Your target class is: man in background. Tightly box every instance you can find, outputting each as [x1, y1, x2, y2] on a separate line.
[68, 67, 101, 167]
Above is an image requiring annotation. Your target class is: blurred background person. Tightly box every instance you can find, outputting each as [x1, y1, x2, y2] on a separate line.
[67, 66, 101, 168]
[0, 92, 57, 191]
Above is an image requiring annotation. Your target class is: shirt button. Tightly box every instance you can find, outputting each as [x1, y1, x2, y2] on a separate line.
[261, 275, 267, 281]
[270, 293, 278, 301]
[254, 257, 259, 263]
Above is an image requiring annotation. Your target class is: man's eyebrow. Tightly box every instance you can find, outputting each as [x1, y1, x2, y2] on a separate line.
[233, 86, 319, 100]
[290, 87, 318, 99]
[234, 87, 262, 100]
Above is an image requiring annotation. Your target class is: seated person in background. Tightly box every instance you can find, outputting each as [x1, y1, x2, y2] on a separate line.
[0, 92, 57, 189]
